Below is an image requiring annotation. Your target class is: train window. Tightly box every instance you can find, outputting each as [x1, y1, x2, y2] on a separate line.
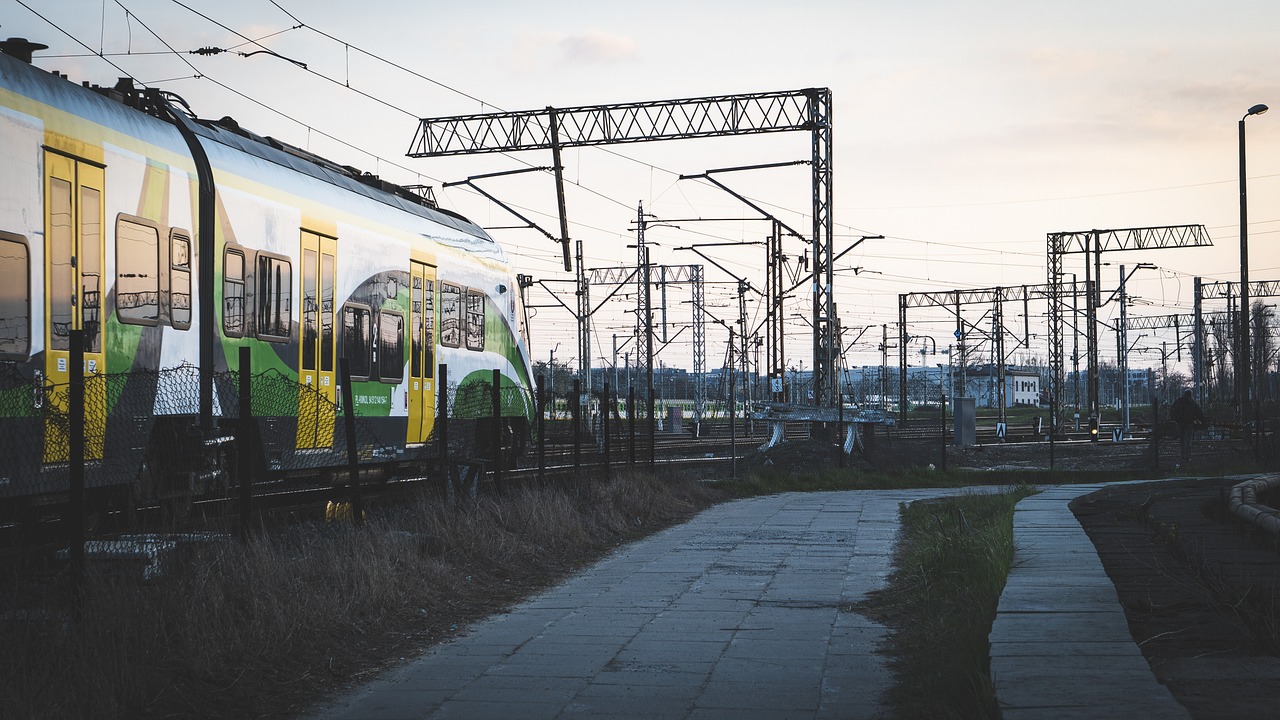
[0, 232, 30, 359]
[411, 275, 436, 379]
[256, 254, 291, 342]
[465, 289, 485, 352]
[378, 310, 404, 383]
[341, 304, 372, 379]
[440, 283, 462, 348]
[423, 278, 434, 377]
[301, 248, 317, 370]
[320, 253, 334, 373]
[115, 215, 160, 326]
[49, 177, 73, 351]
[411, 275, 422, 377]
[80, 186, 101, 353]
[223, 248, 245, 338]
[170, 230, 191, 330]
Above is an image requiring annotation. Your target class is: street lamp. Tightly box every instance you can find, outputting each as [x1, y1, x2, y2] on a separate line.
[1239, 102, 1268, 414]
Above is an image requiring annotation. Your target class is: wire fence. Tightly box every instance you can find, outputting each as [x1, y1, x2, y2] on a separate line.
[0, 360, 555, 517]
[0, 358, 701, 539]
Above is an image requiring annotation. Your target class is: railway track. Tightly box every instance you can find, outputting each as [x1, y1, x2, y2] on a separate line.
[4, 416, 1261, 557]
[0, 429, 760, 555]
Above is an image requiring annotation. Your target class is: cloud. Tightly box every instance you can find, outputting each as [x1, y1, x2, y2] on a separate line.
[558, 31, 638, 65]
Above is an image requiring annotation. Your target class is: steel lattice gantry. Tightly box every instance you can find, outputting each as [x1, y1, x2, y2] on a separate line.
[1124, 310, 1225, 403]
[1197, 279, 1280, 301]
[587, 264, 706, 433]
[898, 283, 1086, 424]
[1128, 280, 1279, 406]
[1193, 278, 1280, 404]
[1046, 225, 1212, 425]
[408, 88, 838, 407]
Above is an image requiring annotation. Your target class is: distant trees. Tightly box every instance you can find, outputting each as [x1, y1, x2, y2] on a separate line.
[1252, 301, 1277, 401]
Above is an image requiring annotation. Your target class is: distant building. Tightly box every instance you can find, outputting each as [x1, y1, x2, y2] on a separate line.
[966, 367, 1042, 408]
[840, 364, 1045, 409]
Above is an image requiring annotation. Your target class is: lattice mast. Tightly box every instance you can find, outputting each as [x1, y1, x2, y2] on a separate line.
[636, 203, 654, 404]
[767, 221, 786, 401]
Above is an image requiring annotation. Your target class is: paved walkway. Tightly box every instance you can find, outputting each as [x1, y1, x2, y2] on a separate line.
[312, 485, 1189, 720]
[991, 484, 1190, 720]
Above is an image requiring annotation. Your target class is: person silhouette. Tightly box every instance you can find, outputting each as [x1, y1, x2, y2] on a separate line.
[1170, 390, 1207, 464]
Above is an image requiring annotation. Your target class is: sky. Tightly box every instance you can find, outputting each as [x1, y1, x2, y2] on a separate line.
[5, 0, 1280, 380]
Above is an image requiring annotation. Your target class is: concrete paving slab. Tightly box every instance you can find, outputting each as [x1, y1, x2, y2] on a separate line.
[988, 640, 1146, 658]
[991, 484, 1193, 720]
[313, 484, 1188, 720]
[429, 699, 566, 719]
[694, 680, 820, 711]
[310, 489, 985, 719]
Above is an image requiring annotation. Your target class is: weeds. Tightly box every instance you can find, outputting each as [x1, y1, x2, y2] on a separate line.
[0, 472, 720, 720]
[858, 485, 1036, 720]
[719, 464, 1189, 497]
[6, 458, 1226, 720]
[721, 466, 968, 495]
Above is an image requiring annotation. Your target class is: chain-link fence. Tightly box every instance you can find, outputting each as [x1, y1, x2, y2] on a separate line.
[1, 362, 158, 499]
[527, 380, 682, 479]
[0, 361, 546, 524]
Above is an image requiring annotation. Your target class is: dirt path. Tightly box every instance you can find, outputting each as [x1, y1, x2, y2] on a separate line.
[1071, 479, 1280, 719]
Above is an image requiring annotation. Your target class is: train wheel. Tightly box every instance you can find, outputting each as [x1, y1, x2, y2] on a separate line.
[81, 498, 104, 537]
[119, 484, 142, 531]
[161, 493, 193, 530]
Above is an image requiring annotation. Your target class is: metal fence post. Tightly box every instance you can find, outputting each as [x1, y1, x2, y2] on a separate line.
[838, 393, 845, 469]
[628, 386, 636, 467]
[602, 383, 612, 478]
[238, 346, 253, 538]
[537, 373, 546, 484]
[492, 368, 504, 493]
[68, 328, 85, 607]
[648, 384, 657, 472]
[940, 393, 948, 472]
[339, 357, 363, 527]
[572, 378, 582, 475]
[438, 363, 451, 502]
[1151, 397, 1161, 471]
[730, 367, 737, 481]
[1255, 398, 1262, 462]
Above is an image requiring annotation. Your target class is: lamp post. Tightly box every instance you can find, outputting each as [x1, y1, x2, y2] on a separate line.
[1239, 102, 1268, 414]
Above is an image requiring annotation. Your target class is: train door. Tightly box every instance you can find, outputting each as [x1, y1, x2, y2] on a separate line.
[407, 260, 436, 445]
[297, 231, 337, 449]
[43, 152, 107, 463]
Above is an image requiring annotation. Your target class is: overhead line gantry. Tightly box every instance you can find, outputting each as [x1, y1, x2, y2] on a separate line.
[1046, 224, 1212, 428]
[407, 89, 840, 407]
[898, 283, 1087, 426]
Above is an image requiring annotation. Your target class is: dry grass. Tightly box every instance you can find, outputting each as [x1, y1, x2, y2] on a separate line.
[0, 472, 721, 720]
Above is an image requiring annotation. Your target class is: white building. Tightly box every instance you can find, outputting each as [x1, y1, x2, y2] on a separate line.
[841, 365, 1045, 409]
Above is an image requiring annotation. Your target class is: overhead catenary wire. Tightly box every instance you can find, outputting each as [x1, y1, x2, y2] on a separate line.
[52, 1, 1176, 282]
[19, 2, 1266, 378]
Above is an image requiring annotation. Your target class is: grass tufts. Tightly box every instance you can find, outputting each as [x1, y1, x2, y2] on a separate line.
[858, 485, 1036, 720]
[0, 471, 719, 720]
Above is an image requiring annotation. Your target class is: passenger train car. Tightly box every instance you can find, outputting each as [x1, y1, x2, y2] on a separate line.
[0, 39, 536, 514]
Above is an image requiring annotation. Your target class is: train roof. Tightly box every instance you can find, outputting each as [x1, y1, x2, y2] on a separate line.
[0, 42, 502, 258]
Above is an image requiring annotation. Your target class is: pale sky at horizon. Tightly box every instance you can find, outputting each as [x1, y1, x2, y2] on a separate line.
[5, 0, 1279, 377]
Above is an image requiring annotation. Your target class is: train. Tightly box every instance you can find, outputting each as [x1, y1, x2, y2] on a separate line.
[0, 38, 536, 519]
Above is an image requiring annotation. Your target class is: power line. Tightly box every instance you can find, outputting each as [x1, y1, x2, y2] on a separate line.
[848, 173, 1280, 211]
[259, 3, 867, 243]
